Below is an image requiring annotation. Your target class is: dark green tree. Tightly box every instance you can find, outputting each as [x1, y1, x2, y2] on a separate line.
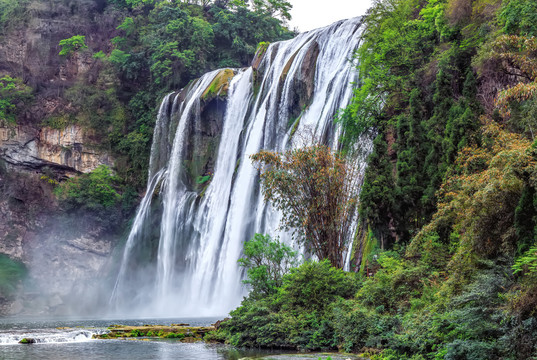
[394, 88, 427, 240]
[359, 132, 396, 248]
[422, 65, 454, 210]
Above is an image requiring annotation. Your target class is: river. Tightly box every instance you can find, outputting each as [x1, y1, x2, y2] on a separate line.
[0, 317, 360, 360]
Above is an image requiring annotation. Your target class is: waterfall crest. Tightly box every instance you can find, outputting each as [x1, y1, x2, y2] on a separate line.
[110, 17, 367, 317]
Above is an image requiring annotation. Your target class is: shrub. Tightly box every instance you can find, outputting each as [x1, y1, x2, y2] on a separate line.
[59, 35, 88, 57]
[54, 165, 122, 210]
[238, 233, 299, 299]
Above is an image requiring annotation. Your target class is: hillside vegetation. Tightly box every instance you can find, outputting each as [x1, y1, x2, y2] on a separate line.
[214, 0, 537, 359]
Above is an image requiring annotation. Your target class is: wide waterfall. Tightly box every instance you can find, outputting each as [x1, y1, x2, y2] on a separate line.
[110, 17, 367, 317]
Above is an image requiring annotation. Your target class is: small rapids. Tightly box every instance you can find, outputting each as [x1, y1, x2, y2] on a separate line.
[0, 328, 105, 345]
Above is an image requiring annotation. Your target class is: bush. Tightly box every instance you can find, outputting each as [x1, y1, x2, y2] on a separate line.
[219, 259, 358, 350]
[277, 260, 357, 313]
[0, 75, 32, 125]
[59, 35, 88, 57]
[238, 233, 299, 299]
[54, 165, 122, 210]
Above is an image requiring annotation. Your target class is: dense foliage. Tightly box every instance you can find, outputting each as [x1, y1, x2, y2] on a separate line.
[0, 76, 32, 125]
[217, 0, 537, 359]
[53, 165, 137, 228]
[237, 233, 299, 299]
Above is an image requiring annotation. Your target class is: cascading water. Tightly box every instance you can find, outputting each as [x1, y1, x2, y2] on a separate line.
[110, 17, 369, 317]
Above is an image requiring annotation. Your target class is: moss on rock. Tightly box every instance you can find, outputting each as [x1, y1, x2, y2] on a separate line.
[201, 69, 235, 102]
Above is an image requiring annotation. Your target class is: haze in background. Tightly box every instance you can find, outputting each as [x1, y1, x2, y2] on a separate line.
[288, 0, 372, 32]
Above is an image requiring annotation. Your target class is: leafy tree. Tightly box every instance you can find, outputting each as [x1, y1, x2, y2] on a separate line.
[250, 0, 292, 21]
[499, 0, 537, 37]
[0, 75, 32, 125]
[238, 233, 299, 299]
[58, 35, 88, 57]
[251, 144, 361, 268]
[422, 64, 454, 210]
[394, 88, 427, 239]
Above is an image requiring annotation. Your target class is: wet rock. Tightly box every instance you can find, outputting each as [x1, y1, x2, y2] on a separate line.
[19, 338, 36, 344]
[285, 41, 320, 121]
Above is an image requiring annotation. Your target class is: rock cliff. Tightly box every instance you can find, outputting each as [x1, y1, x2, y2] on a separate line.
[0, 0, 123, 315]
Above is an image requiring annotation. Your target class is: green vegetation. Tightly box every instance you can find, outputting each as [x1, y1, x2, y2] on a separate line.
[238, 233, 299, 299]
[0, 254, 27, 298]
[0, 76, 32, 125]
[215, 0, 537, 359]
[53, 165, 136, 228]
[58, 35, 88, 57]
[54, 165, 121, 209]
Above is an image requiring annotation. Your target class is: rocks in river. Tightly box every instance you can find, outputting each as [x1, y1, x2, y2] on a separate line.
[95, 324, 215, 342]
[19, 338, 36, 344]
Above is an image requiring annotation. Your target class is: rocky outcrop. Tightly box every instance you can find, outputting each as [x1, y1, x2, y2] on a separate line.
[0, 125, 112, 175]
[282, 41, 320, 121]
[183, 69, 236, 190]
[0, 1, 121, 315]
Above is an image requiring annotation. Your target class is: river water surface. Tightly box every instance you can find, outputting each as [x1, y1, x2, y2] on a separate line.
[0, 317, 360, 360]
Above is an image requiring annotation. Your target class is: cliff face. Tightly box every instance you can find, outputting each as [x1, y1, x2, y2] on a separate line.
[0, 0, 122, 172]
[0, 0, 123, 315]
[0, 125, 113, 173]
[0, 0, 118, 115]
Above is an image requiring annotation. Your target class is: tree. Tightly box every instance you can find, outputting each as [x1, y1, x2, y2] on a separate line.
[58, 35, 88, 57]
[359, 132, 396, 249]
[251, 144, 361, 268]
[250, 0, 292, 21]
[238, 233, 299, 299]
[0, 75, 32, 125]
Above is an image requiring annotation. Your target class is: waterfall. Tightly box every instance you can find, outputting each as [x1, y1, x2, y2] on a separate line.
[110, 17, 368, 317]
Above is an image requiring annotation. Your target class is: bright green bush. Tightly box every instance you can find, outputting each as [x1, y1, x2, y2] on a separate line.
[218, 259, 357, 350]
[54, 165, 122, 210]
[238, 233, 299, 299]
[276, 260, 357, 312]
[59, 35, 88, 57]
